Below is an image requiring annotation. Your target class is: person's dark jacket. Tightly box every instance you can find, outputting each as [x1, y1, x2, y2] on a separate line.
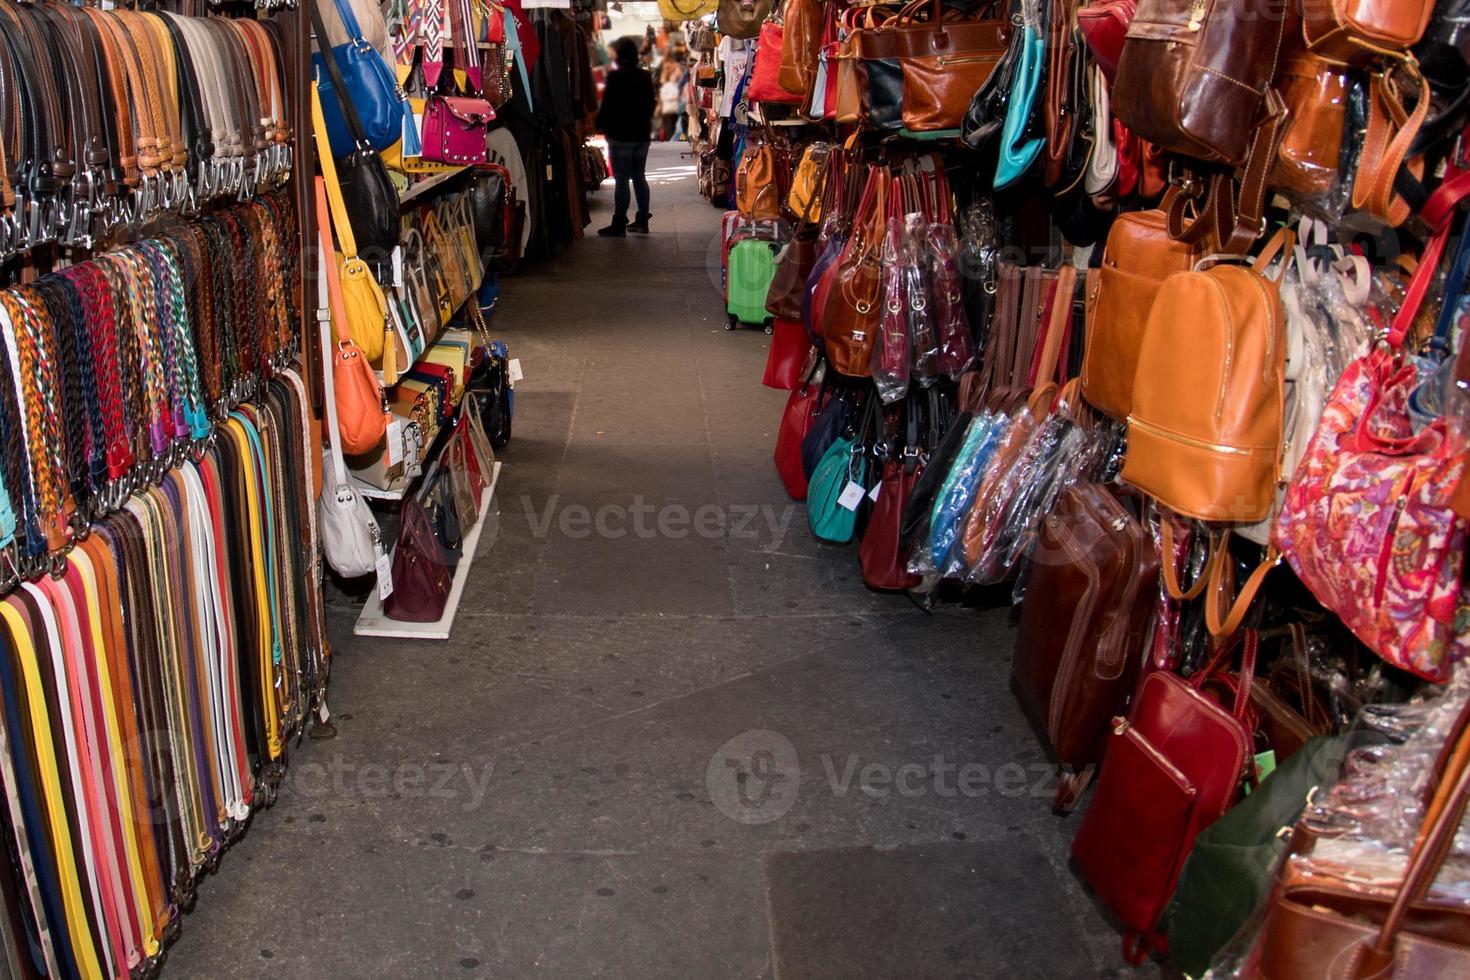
[596, 63, 656, 143]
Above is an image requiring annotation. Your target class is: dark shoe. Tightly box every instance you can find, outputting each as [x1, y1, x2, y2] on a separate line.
[627, 213, 651, 234]
[598, 216, 628, 238]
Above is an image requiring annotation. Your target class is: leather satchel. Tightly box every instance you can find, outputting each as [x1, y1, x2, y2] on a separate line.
[1011, 483, 1158, 810]
[736, 139, 786, 222]
[1302, 0, 1436, 65]
[1112, 0, 1293, 167]
[1072, 634, 1258, 963]
[1080, 206, 1202, 421]
[718, 0, 773, 40]
[891, 0, 1009, 133]
[421, 95, 494, 166]
[778, 0, 823, 95]
[1121, 230, 1293, 524]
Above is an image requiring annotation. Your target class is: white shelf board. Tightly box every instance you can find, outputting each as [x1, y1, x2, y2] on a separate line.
[353, 461, 501, 640]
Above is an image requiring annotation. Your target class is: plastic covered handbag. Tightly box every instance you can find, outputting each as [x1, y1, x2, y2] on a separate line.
[908, 411, 1009, 577]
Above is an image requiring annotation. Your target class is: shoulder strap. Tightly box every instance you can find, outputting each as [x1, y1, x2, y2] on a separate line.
[309, 81, 361, 261]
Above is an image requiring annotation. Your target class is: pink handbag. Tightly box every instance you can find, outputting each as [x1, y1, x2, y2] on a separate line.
[421, 95, 494, 164]
[1273, 172, 1470, 683]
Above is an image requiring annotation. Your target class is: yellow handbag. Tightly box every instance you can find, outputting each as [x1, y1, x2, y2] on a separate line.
[657, 0, 718, 21]
[786, 143, 831, 222]
[312, 83, 391, 364]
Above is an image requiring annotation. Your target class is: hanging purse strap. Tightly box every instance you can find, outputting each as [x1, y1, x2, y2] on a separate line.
[308, 77, 363, 263]
[313, 178, 354, 497]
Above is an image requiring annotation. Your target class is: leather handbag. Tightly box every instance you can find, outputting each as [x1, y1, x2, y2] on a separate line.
[859, 400, 923, 591]
[719, 0, 773, 40]
[807, 399, 874, 545]
[1270, 53, 1349, 201]
[658, 0, 718, 20]
[995, 15, 1047, 189]
[315, 178, 390, 456]
[762, 318, 812, 390]
[1011, 483, 1158, 810]
[778, 0, 822, 96]
[959, 12, 1024, 151]
[1042, 0, 1091, 190]
[1247, 709, 1470, 980]
[749, 20, 804, 105]
[312, 0, 405, 156]
[891, 0, 1009, 133]
[823, 168, 887, 378]
[312, 2, 400, 257]
[1302, 0, 1436, 65]
[421, 95, 494, 165]
[383, 494, 455, 622]
[1072, 634, 1259, 963]
[774, 357, 828, 500]
[1112, 0, 1292, 167]
[786, 142, 830, 222]
[1080, 205, 1203, 421]
[1122, 230, 1293, 523]
[854, 6, 907, 131]
[834, 24, 863, 125]
[468, 164, 509, 259]
[1260, 174, 1470, 681]
[736, 139, 786, 222]
[768, 224, 822, 320]
[1076, 0, 1134, 84]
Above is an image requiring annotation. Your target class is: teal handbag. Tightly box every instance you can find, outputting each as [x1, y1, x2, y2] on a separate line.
[807, 399, 875, 544]
[994, 22, 1046, 190]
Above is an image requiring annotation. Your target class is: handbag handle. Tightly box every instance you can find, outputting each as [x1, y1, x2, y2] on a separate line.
[1188, 626, 1258, 727]
[1388, 167, 1470, 347]
[1349, 700, 1470, 976]
[311, 82, 364, 263]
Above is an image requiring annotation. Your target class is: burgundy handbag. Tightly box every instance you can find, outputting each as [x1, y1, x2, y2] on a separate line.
[422, 95, 495, 165]
[1076, 0, 1135, 84]
[859, 406, 922, 591]
[1072, 633, 1258, 963]
[1011, 483, 1157, 809]
[383, 497, 455, 622]
[763, 318, 813, 390]
[774, 358, 828, 500]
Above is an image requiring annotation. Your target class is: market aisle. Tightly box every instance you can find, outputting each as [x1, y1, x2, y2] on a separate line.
[168, 144, 1142, 978]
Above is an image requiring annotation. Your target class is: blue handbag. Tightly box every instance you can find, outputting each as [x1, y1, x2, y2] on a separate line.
[994, 21, 1046, 190]
[314, 0, 407, 157]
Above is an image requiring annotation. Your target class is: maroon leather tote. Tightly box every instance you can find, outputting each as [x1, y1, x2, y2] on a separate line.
[384, 497, 455, 622]
[859, 459, 922, 591]
[1071, 632, 1258, 963]
[773, 359, 829, 500]
[763, 318, 814, 391]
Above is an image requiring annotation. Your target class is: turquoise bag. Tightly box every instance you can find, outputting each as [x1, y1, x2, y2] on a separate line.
[807, 399, 875, 544]
[994, 23, 1045, 190]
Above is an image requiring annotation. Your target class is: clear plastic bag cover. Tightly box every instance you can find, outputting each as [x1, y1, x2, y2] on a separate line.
[873, 215, 911, 405]
[907, 412, 1004, 576]
[905, 212, 940, 385]
[927, 222, 975, 379]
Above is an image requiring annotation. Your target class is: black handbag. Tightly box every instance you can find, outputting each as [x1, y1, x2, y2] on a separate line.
[468, 165, 509, 260]
[801, 387, 857, 480]
[961, 8, 1025, 151]
[311, 1, 399, 258]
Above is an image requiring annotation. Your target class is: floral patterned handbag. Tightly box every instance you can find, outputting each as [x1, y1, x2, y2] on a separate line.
[1272, 172, 1470, 682]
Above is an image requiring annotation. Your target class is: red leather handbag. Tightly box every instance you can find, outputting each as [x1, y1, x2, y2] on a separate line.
[774, 358, 828, 500]
[748, 21, 805, 105]
[1071, 633, 1258, 963]
[859, 424, 922, 591]
[383, 497, 456, 622]
[763, 318, 813, 390]
[1076, 0, 1135, 84]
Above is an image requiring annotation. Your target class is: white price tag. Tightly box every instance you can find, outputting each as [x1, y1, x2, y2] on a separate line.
[837, 481, 865, 512]
[867, 481, 882, 503]
[391, 246, 404, 289]
[375, 552, 394, 600]
[386, 418, 406, 466]
[508, 358, 524, 384]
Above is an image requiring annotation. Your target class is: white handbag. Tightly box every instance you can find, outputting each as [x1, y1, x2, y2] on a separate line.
[316, 249, 385, 578]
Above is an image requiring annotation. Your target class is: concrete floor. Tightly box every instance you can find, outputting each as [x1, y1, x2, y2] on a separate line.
[166, 144, 1150, 979]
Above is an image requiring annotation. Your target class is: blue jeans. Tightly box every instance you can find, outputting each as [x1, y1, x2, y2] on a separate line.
[609, 140, 651, 219]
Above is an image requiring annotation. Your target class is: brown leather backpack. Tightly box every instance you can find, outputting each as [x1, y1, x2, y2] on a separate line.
[1121, 229, 1293, 523]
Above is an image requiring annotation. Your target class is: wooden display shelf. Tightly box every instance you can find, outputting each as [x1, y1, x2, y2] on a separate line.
[353, 461, 501, 640]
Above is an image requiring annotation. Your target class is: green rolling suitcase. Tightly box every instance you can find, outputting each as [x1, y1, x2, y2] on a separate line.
[726, 237, 778, 332]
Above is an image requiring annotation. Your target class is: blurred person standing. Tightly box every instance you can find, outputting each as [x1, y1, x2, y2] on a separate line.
[595, 38, 656, 237]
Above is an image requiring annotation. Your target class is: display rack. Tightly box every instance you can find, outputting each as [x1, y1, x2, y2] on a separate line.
[353, 462, 501, 639]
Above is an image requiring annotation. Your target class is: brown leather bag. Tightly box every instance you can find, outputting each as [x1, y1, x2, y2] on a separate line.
[736, 139, 785, 221]
[1302, 0, 1436, 64]
[1080, 205, 1202, 421]
[823, 168, 886, 378]
[1112, 0, 1294, 167]
[887, 0, 1009, 132]
[1121, 229, 1293, 523]
[778, 0, 823, 95]
[1012, 483, 1158, 810]
[1270, 53, 1349, 200]
[718, 0, 772, 40]
[1249, 696, 1470, 979]
[1042, 0, 1080, 187]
